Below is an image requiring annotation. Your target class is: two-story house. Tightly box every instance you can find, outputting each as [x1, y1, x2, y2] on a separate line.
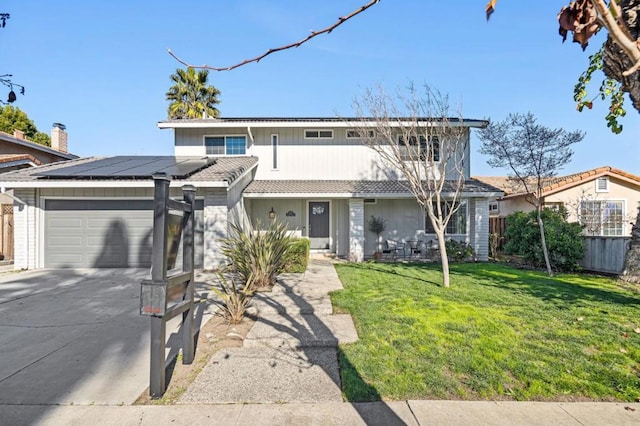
[0, 117, 501, 270]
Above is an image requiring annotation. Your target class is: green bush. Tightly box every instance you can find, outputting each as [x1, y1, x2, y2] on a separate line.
[220, 219, 294, 292]
[282, 238, 310, 273]
[504, 208, 585, 271]
[445, 239, 475, 262]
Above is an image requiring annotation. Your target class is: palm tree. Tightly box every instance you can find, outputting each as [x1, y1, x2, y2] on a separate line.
[165, 68, 221, 119]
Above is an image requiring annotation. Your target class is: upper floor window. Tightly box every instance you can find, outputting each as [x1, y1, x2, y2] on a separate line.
[398, 135, 440, 162]
[595, 177, 609, 192]
[346, 129, 375, 139]
[580, 200, 624, 236]
[304, 130, 333, 139]
[488, 202, 499, 214]
[204, 135, 246, 155]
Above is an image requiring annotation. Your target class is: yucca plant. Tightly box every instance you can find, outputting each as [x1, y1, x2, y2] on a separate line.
[220, 219, 293, 293]
[211, 272, 251, 324]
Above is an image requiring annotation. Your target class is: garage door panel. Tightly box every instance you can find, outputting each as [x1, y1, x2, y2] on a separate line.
[45, 199, 203, 268]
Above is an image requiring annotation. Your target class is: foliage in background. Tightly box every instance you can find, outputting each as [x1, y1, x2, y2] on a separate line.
[478, 112, 584, 276]
[165, 68, 221, 119]
[504, 208, 585, 272]
[281, 237, 310, 273]
[219, 219, 294, 292]
[0, 106, 50, 146]
[445, 239, 474, 262]
[211, 272, 251, 324]
[333, 261, 640, 402]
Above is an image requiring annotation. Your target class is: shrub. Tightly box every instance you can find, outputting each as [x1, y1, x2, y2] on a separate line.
[211, 273, 251, 324]
[445, 239, 475, 262]
[504, 208, 585, 271]
[220, 219, 294, 292]
[282, 238, 310, 273]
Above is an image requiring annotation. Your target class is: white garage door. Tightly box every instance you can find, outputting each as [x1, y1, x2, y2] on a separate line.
[44, 199, 204, 268]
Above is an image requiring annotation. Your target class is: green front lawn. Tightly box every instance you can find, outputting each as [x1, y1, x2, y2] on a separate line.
[331, 262, 640, 402]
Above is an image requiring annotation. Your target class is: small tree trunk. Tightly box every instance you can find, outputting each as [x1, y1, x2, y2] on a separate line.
[621, 207, 640, 283]
[537, 205, 553, 277]
[435, 230, 450, 287]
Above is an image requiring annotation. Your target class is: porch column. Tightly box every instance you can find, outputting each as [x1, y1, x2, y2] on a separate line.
[349, 199, 365, 262]
[473, 198, 489, 261]
[203, 189, 228, 269]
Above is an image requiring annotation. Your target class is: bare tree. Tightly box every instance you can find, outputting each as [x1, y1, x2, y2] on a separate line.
[478, 113, 585, 276]
[351, 84, 469, 288]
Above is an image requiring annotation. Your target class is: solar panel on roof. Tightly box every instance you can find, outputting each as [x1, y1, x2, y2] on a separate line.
[35, 156, 215, 179]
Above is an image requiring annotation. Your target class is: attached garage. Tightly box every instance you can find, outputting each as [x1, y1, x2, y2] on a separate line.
[44, 199, 204, 268]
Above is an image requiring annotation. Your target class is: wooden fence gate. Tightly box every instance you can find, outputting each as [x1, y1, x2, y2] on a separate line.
[0, 205, 13, 260]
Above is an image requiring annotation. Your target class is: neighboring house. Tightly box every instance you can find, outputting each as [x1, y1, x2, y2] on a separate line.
[0, 117, 502, 270]
[0, 124, 77, 173]
[475, 166, 640, 237]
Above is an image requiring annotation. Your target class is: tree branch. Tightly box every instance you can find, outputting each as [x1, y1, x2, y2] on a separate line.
[591, 0, 640, 76]
[168, 0, 380, 71]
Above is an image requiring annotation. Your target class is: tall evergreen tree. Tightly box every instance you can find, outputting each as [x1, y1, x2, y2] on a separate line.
[165, 68, 221, 119]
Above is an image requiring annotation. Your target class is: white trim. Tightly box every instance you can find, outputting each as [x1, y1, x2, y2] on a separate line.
[244, 191, 503, 199]
[304, 129, 334, 140]
[203, 134, 248, 156]
[158, 119, 489, 129]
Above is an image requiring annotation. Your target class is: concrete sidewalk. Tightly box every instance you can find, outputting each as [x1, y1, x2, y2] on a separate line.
[1, 259, 639, 425]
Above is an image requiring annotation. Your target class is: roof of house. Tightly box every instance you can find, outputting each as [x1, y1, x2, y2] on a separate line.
[158, 116, 489, 129]
[243, 179, 503, 198]
[0, 131, 78, 161]
[0, 156, 258, 188]
[473, 166, 640, 199]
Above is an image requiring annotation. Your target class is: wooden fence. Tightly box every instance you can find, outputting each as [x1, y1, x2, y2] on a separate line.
[0, 205, 13, 260]
[489, 217, 507, 252]
[581, 236, 630, 274]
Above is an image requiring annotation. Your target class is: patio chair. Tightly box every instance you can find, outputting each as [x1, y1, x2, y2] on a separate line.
[382, 240, 406, 259]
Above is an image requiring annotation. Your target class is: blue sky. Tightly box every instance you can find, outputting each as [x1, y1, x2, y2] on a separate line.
[2, 0, 638, 176]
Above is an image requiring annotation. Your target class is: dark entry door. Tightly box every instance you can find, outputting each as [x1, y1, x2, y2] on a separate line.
[308, 201, 330, 249]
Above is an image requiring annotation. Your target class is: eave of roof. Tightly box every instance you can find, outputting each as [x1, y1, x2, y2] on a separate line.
[158, 117, 489, 129]
[0, 156, 258, 189]
[0, 132, 78, 160]
[243, 179, 503, 199]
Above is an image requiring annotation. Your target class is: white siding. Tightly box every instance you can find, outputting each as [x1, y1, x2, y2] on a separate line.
[174, 127, 472, 181]
[13, 189, 36, 269]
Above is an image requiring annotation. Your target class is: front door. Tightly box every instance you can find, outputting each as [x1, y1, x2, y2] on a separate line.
[308, 201, 330, 249]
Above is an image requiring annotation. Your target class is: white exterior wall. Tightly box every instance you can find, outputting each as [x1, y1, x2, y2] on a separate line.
[175, 127, 472, 181]
[472, 198, 489, 261]
[13, 189, 36, 269]
[349, 199, 364, 262]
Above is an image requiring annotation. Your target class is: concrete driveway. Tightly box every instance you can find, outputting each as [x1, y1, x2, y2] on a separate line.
[0, 268, 214, 406]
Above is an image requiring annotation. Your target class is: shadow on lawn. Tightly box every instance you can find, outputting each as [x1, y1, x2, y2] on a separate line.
[342, 261, 443, 288]
[452, 263, 640, 307]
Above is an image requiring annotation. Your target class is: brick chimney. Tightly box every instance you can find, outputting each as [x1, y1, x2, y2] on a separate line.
[51, 123, 68, 153]
[13, 129, 25, 140]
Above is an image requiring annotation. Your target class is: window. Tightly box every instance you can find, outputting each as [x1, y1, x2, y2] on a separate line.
[489, 202, 499, 214]
[204, 135, 246, 155]
[580, 200, 624, 236]
[425, 201, 467, 234]
[398, 135, 440, 162]
[596, 177, 609, 192]
[346, 129, 375, 139]
[304, 129, 333, 139]
[271, 134, 278, 169]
